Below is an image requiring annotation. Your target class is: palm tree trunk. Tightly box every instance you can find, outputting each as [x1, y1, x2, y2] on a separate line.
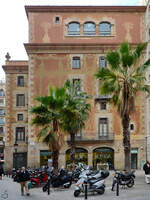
[52, 147, 59, 174]
[122, 114, 131, 172]
[70, 133, 76, 170]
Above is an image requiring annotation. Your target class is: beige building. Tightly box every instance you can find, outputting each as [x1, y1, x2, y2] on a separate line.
[2, 5, 148, 171]
[0, 79, 6, 161]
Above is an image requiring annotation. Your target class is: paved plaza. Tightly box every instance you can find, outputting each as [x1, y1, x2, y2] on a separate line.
[0, 170, 150, 200]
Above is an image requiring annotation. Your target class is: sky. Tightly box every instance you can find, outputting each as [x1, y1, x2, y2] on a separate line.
[0, 0, 141, 79]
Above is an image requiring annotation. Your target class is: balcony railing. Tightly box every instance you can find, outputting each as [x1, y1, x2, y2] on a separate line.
[94, 95, 112, 101]
[67, 133, 114, 144]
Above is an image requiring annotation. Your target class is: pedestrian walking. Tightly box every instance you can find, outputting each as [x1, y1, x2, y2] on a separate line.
[17, 166, 30, 196]
[0, 164, 4, 180]
[143, 160, 150, 184]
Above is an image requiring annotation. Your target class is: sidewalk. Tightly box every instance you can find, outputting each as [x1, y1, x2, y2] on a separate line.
[0, 170, 149, 200]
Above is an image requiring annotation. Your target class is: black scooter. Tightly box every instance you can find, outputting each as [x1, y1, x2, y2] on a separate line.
[111, 170, 135, 190]
[43, 167, 72, 192]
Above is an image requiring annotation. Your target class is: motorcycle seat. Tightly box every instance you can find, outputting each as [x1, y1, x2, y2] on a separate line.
[88, 177, 103, 185]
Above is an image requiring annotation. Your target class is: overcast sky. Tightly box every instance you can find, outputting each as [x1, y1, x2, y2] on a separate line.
[0, 0, 141, 79]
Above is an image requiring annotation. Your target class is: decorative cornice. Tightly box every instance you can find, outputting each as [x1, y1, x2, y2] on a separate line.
[25, 6, 146, 18]
[2, 65, 28, 73]
[24, 43, 140, 54]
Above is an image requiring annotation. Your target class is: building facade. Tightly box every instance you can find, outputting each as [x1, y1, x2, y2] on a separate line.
[3, 5, 147, 170]
[0, 79, 6, 161]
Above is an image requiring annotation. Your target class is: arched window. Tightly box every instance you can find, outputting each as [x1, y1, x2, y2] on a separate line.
[0, 89, 5, 96]
[66, 148, 88, 168]
[84, 22, 96, 35]
[99, 22, 111, 36]
[68, 22, 80, 35]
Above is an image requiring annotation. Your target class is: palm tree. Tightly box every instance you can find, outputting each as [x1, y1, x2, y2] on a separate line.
[30, 86, 66, 172]
[62, 80, 91, 169]
[95, 42, 150, 171]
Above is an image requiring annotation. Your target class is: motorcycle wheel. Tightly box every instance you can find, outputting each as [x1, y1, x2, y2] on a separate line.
[74, 190, 81, 197]
[31, 181, 38, 187]
[97, 187, 105, 195]
[42, 185, 47, 192]
[127, 178, 134, 188]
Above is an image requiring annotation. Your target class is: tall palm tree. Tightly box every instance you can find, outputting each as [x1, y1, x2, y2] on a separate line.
[62, 80, 91, 169]
[95, 42, 150, 171]
[30, 86, 66, 172]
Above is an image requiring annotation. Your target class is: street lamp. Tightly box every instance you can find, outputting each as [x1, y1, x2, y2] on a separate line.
[14, 142, 18, 153]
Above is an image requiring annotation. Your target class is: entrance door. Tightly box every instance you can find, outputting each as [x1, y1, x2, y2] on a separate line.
[13, 152, 27, 169]
[131, 148, 138, 169]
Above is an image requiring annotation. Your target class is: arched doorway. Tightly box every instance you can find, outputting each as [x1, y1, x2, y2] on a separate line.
[66, 148, 88, 168]
[93, 147, 114, 170]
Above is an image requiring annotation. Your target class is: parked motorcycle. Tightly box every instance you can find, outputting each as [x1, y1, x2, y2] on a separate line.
[74, 169, 109, 197]
[111, 170, 135, 191]
[30, 171, 48, 187]
[43, 167, 72, 192]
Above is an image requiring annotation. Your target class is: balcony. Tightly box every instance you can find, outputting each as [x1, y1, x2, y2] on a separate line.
[94, 95, 112, 101]
[67, 133, 114, 144]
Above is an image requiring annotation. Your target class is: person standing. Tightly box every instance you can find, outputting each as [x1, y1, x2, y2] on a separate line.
[18, 167, 30, 196]
[0, 164, 4, 180]
[143, 160, 150, 184]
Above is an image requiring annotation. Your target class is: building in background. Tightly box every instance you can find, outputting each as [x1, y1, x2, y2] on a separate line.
[0, 79, 6, 161]
[3, 5, 147, 170]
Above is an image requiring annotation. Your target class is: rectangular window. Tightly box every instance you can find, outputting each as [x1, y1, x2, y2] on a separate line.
[17, 114, 23, 121]
[0, 99, 4, 106]
[0, 118, 4, 125]
[149, 29, 150, 40]
[0, 127, 3, 133]
[98, 118, 108, 137]
[100, 102, 107, 110]
[16, 94, 25, 106]
[72, 57, 81, 69]
[55, 17, 59, 24]
[17, 76, 24, 86]
[0, 109, 5, 115]
[99, 57, 107, 68]
[16, 127, 25, 141]
[73, 79, 81, 91]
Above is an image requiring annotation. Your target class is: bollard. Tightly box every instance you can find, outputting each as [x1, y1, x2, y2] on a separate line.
[85, 181, 88, 199]
[47, 175, 50, 195]
[116, 180, 119, 196]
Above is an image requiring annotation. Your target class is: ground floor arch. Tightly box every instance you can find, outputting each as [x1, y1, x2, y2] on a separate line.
[93, 147, 114, 170]
[66, 147, 88, 168]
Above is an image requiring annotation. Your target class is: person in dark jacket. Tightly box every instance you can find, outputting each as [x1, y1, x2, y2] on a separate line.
[143, 160, 150, 184]
[18, 167, 30, 196]
[0, 164, 4, 180]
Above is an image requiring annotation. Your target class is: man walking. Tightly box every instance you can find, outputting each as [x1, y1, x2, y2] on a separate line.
[18, 167, 30, 196]
[143, 160, 150, 184]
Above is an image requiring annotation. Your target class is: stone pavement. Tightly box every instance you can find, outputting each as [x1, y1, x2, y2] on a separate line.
[0, 170, 150, 200]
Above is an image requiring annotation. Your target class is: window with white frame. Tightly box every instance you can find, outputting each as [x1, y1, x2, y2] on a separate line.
[0, 118, 4, 125]
[99, 22, 111, 36]
[0, 89, 5, 96]
[17, 114, 23, 121]
[98, 118, 109, 137]
[72, 57, 81, 69]
[0, 109, 5, 115]
[68, 22, 80, 35]
[16, 127, 25, 141]
[100, 102, 107, 110]
[84, 22, 96, 35]
[99, 57, 107, 68]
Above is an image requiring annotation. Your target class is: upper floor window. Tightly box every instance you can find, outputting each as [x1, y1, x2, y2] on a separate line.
[68, 22, 80, 35]
[16, 94, 25, 107]
[16, 127, 25, 141]
[55, 16, 59, 24]
[100, 102, 107, 110]
[84, 22, 96, 35]
[0, 99, 4, 106]
[0, 109, 5, 115]
[17, 113, 23, 121]
[0, 118, 4, 125]
[99, 57, 107, 68]
[99, 22, 111, 36]
[72, 57, 81, 69]
[0, 89, 5, 96]
[98, 118, 109, 137]
[17, 76, 24, 87]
